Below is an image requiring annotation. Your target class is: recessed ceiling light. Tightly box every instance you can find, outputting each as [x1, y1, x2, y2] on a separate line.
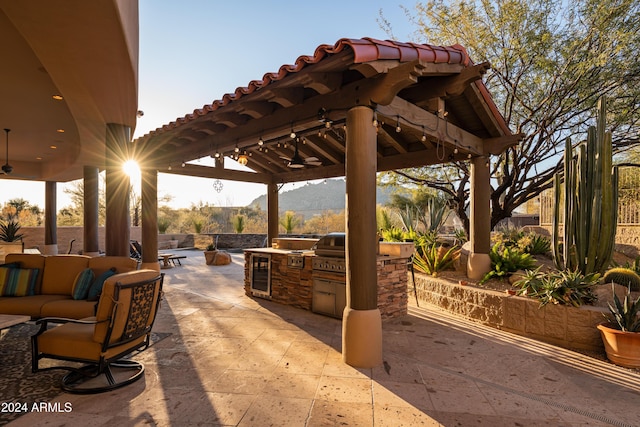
[36, 157, 42, 160]
[56, 129, 64, 133]
[50, 145, 57, 149]
[52, 95, 63, 100]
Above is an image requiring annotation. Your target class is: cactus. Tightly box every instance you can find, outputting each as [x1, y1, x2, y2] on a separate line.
[603, 267, 640, 292]
[552, 97, 618, 275]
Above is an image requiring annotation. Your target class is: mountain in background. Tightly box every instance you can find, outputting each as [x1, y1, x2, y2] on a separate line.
[248, 178, 395, 219]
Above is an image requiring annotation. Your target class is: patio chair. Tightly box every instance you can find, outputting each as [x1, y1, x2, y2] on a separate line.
[129, 240, 142, 260]
[31, 270, 164, 394]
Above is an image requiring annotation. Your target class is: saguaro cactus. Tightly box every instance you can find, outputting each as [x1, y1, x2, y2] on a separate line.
[552, 97, 618, 275]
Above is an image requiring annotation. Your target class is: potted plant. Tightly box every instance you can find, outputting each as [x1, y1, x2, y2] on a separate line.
[0, 218, 25, 261]
[596, 283, 640, 368]
[204, 242, 217, 265]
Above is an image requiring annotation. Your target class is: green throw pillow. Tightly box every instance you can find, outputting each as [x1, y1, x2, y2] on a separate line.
[71, 268, 95, 300]
[1, 267, 39, 296]
[87, 268, 117, 301]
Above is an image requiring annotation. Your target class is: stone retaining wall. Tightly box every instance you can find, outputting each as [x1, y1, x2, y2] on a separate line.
[413, 272, 606, 352]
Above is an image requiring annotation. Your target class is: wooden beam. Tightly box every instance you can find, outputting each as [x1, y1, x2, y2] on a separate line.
[376, 96, 484, 154]
[235, 101, 274, 119]
[400, 62, 491, 101]
[483, 134, 523, 155]
[164, 163, 271, 184]
[263, 87, 304, 108]
[303, 134, 343, 164]
[298, 72, 342, 94]
[273, 163, 345, 183]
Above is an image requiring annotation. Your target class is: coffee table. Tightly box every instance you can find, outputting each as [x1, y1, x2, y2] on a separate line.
[0, 314, 30, 330]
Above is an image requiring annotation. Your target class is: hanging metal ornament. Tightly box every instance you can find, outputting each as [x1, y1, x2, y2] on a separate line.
[212, 179, 223, 193]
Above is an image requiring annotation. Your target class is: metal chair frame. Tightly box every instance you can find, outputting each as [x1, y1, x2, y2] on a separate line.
[31, 274, 164, 394]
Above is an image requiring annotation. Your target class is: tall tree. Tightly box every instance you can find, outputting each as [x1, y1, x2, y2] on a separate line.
[380, 0, 640, 231]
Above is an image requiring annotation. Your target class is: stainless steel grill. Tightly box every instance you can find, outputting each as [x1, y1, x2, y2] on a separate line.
[312, 232, 346, 318]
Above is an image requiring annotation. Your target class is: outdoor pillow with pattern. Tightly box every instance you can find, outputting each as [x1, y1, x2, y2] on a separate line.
[87, 267, 117, 301]
[0, 267, 39, 296]
[71, 268, 95, 300]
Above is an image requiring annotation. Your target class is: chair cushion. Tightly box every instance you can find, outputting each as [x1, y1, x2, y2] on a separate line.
[41, 255, 90, 295]
[88, 256, 138, 276]
[0, 294, 65, 317]
[87, 268, 117, 301]
[71, 268, 95, 300]
[0, 267, 39, 296]
[39, 298, 97, 319]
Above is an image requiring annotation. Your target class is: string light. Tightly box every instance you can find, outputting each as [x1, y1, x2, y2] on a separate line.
[395, 116, 401, 133]
[372, 111, 378, 127]
[181, 161, 186, 167]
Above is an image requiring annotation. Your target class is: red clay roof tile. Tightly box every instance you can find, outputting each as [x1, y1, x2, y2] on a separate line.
[140, 38, 488, 139]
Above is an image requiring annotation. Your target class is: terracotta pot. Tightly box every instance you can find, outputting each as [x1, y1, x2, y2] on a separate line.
[204, 250, 218, 265]
[597, 323, 640, 368]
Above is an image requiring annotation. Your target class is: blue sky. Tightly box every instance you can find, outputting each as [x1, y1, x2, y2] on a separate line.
[3, 1, 418, 210]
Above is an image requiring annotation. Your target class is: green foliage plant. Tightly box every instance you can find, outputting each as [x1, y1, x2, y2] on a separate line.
[552, 97, 618, 276]
[603, 267, 640, 292]
[605, 283, 640, 332]
[521, 234, 551, 255]
[381, 227, 404, 242]
[0, 219, 23, 242]
[413, 242, 459, 277]
[479, 243, 536, 284]
[513, 268, 600, 307]
[279, 211, 300, 234]
[157, 217, 170, 234]
[232, 215, 245, 234]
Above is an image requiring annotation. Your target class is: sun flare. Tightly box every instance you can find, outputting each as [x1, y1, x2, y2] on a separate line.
[122, 159, 140, 180]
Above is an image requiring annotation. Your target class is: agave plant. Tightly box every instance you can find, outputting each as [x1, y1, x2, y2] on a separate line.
[479, 243, 536, 284]
[0, 219, 23, 242]
[513, 268, 600, 307]
[605, 283, 640, 332]
[413, 242, 458, 277]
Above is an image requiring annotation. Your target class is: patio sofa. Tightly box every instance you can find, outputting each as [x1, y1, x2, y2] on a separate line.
[0, 253, 139, 319]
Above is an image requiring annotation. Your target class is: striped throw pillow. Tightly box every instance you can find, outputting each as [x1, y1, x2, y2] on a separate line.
[0, 267, 39, 296]
[71, 268, 95, 300]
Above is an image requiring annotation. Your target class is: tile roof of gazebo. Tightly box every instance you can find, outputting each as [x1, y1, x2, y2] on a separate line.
[134, 37, 518, 184]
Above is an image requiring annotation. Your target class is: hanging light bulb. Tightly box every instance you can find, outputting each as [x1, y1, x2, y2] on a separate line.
[258, 137, 264, 146]
[168, 165, 172, 171]
[395, 116, 401, 133]
[234, 145, 240, 153]
[181, 161, 186, 168]
[421, 126, 427, 142]
[372, 111, 378, 127]
[290, 123, 296, 139]
[454, 147, 459, 154]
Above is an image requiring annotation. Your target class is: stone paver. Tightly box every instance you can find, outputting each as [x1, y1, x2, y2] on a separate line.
[8, 250, 640, 426]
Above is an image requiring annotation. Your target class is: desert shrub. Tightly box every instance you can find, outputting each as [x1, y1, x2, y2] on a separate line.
[513, 268, 600, 307]
[413, 242, 459, 277]
[479, 243, 536, 284]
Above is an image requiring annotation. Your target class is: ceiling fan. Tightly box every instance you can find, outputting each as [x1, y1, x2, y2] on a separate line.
[2, 128, 13, 175]
[280, 139, 322, 169]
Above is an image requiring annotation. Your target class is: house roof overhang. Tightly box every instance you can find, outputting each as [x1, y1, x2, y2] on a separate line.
[0, 0, 139, 182]
[134, 38, 519, 186]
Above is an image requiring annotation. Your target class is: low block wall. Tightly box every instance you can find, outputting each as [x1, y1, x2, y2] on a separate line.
[413, 272, 606, 352]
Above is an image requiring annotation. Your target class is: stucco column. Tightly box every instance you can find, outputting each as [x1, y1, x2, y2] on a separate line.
[44, 181, 57, 255]
[342, 105, 382, 368]
[105, 123, 131, 256]
[83, 166, 100, 256]
[467, 155, 492, 279]
[267, 183, 279, 247]
[140, 166, 160, 271]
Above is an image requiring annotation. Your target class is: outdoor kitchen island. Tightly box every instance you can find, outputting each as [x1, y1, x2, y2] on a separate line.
[244, 235, 413, 320]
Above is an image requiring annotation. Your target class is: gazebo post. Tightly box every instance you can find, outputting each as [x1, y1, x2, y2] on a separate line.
[105, 123, 131, 257]
[342, 105, 382, 368]
[467, 155, 492, 279]
[83, 166, 100, 256]
[44, 181, 58, 255]
[267, 182, 279, 247]
[140, 166, 160, 271]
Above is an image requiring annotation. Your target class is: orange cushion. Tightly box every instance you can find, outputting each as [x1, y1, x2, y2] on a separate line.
[41, 255, 90, 295]
[88, 256, 138, 276]
[0, 295, 69, 318]
[39, 298, 96, 319]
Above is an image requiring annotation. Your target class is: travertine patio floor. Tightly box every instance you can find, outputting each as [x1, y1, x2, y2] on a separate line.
[8, 250, 640, 426]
